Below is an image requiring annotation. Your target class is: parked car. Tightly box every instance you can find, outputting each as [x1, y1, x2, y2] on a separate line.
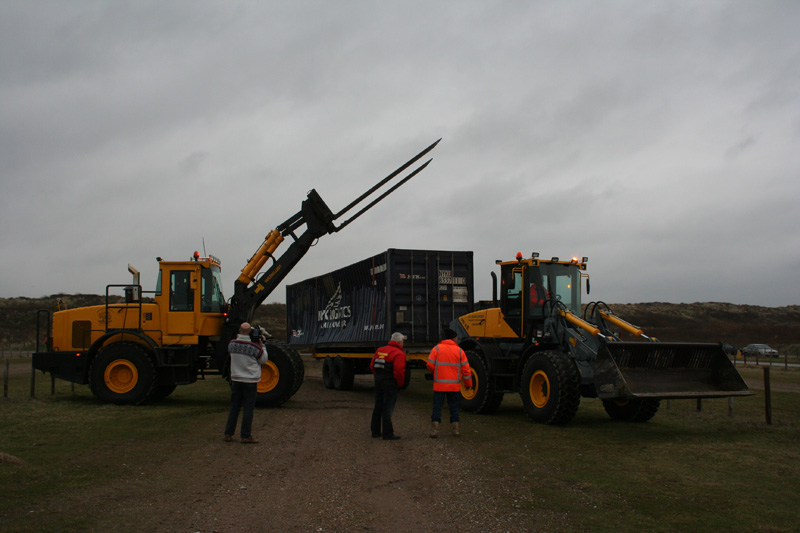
[721, 344, 737, 357]
[742, 344, 779, 357]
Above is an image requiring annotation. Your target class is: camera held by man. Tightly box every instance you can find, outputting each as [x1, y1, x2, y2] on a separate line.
[249, 325, 271, 343]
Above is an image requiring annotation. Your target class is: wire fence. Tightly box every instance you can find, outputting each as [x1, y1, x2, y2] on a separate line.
[3, 353, 73, 400]
[0, 349, 33, 358]
[733, 351, 800, 370]
[3, 347, 796, 426]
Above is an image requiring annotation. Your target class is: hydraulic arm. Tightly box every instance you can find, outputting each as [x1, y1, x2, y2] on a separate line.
[216, 139, 440, 368]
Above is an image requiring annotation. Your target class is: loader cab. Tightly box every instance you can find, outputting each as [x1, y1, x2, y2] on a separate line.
[499, 255, 586, 338]
[155, 254, 226, 341]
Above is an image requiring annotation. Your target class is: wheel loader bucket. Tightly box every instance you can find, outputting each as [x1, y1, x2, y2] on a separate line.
[593, 341, 752, 400]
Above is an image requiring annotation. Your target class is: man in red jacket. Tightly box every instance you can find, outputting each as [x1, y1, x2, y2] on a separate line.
[427, 328, 472, 438]
[370, 332, 407, 441]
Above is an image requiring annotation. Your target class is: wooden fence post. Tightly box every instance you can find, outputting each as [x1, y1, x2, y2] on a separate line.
[764, 366, 772, 425]
[30, 357, 35, 399]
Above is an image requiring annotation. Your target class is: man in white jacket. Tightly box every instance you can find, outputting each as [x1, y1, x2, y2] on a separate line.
[223, 322, 268, 443]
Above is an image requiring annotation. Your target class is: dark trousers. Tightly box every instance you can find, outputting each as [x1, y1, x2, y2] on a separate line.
[371, 378, 399, 439]
[431, 390, 461, 423]
[225, 381, 258, 438]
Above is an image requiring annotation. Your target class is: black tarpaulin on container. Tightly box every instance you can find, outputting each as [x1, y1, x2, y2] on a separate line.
[287, 253, 389, 345]
[286, 249, 474, 348]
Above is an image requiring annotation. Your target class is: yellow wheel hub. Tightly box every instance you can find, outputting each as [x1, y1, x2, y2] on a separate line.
[104, 359, 138, 394]
[461, 370, 478, 400]
[530, 370, 550, 408]
[258, 361, 279, 394]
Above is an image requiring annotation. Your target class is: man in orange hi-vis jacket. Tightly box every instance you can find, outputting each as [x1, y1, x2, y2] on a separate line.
[426, 328, 472, 438]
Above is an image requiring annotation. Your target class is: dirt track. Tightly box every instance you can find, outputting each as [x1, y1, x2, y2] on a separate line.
[67, 359, 552, 533]
[9, 358, 794, 532]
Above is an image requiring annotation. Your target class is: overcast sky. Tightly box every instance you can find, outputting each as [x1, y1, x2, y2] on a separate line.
[1, 1, 798, 307]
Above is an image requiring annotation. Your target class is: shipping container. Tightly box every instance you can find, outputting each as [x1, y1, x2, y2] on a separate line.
[286, 249, 474, 390]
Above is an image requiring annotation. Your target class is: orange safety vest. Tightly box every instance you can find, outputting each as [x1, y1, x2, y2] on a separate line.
[426, 339, 472, 392]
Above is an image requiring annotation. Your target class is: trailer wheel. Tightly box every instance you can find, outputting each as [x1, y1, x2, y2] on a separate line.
[256, 341, 304, 407]
[460, 350, 503, 414]
[332, 356, 355, 391]
[90, 342, 156, 405]
[602, 398, 660, 422]
[322, 357, 335, 389]
[520, 350, 580, 425]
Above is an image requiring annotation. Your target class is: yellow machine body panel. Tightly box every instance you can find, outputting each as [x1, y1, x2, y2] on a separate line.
[50, 259, 225, 352]
[457, 308, 519, 339]
[50, 305, 111, 351]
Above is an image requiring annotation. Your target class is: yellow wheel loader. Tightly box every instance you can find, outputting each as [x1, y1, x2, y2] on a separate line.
[453, 253, 752, 425]
[32, 140, 440, 405]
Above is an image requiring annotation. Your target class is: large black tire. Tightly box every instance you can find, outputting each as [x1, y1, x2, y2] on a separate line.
[460, 350, 504, 414]
[520, 350, 581, 425]
[256, 341, 304, 407]
[602, 398, 660, 422]
[322, 357, 335, 389]
[147, 384, 177, 402]
[331, 356, 355, 391]
[89, 342, 156, 405]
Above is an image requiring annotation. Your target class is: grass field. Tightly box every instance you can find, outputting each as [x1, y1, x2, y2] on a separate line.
[2, 358, 799, 532]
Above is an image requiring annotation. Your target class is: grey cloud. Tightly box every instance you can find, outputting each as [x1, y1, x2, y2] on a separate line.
[1, 1, 799, 307]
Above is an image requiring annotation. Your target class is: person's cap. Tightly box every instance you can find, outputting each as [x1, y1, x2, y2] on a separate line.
[443, 328, 457, 339]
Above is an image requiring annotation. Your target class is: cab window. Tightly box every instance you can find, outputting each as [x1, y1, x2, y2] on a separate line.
[200, 266, 224, 313]
[170, 271, 194, 311]
[539, 263, 581, 316]
[504, 270, 523, 317]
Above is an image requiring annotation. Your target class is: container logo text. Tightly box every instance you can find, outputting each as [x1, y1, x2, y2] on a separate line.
[439, 270, 466, 285]
[318, 283, 351, 329]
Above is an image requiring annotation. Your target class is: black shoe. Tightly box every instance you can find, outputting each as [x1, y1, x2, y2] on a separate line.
[371, 433, 381, 438]
[383, 435, 401, 441]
